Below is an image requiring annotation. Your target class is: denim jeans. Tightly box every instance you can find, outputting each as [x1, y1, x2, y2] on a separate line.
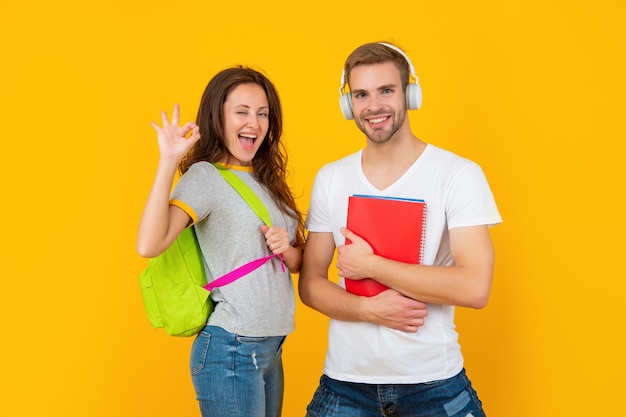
[305, 368, 486, 417]
[190, 325, 286, 417]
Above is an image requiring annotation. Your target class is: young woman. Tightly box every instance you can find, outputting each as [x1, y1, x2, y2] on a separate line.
[137, 66, 305, 417]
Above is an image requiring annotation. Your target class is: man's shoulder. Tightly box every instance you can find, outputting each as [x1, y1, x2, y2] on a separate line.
[426, 144, 463, 160]
[424, 144, 479, 169]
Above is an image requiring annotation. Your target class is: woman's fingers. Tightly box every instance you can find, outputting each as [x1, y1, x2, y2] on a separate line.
[179, 121, 197, 137]
[160, 109, 170, 127]
[153, 105, 199, 149]
[171, 103, 180, 126]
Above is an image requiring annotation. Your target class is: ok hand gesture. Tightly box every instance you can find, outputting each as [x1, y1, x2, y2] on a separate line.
[150, 103, 201, 161]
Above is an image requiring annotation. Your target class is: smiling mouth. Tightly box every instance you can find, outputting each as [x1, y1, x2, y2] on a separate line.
[366, 115, 389, 126]
[239, 133, 257, 150]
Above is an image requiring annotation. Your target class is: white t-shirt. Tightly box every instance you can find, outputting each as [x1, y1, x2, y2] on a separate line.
[306, 144, 502, 384]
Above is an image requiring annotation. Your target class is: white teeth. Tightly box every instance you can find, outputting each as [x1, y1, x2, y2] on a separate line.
[240, 133, 256, 139]
[368, 117, 386, 124]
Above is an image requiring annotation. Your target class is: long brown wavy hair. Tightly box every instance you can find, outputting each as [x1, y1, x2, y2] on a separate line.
[179, 66, 304, 248]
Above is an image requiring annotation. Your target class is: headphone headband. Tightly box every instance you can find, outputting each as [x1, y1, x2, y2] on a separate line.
[377, 42, 417, 79]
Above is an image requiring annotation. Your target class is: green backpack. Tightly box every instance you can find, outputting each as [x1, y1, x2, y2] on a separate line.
[138, 164, 271, 337]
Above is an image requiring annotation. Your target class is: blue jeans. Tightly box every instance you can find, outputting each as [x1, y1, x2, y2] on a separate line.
[305, 369, 486, 417]
[190, 325, 286, 417]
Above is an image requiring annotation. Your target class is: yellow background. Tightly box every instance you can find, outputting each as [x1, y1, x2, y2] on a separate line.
[1, 0, 624, 415]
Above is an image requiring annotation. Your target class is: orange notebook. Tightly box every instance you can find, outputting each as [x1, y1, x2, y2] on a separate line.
[344, 194, 427, 296]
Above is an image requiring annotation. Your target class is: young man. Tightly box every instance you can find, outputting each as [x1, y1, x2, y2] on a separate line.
[299, 42, 502, 417]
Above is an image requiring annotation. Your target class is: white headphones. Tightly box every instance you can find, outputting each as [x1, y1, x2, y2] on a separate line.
[339, 42, 422, 120]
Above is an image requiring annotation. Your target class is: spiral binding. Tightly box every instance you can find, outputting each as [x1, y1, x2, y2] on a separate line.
[418, 203, 427, 264]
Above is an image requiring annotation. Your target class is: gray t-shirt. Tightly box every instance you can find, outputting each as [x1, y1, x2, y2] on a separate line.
[170, 161, 297, 337]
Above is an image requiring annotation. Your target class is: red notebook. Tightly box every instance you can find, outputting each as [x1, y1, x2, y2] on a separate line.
[344, 194, 427, 296]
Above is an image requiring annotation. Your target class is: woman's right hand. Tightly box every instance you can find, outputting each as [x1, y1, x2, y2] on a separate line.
[150, 103, 201, 161]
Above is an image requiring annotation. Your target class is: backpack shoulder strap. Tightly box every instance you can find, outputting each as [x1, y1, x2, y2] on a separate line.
[213, 163, 272, 227]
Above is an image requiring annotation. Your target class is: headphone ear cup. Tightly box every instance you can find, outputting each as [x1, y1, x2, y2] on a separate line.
[405, 82, 423, 110]
[340, 93, 354, 120]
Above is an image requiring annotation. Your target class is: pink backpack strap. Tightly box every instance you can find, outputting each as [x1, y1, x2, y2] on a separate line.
[203, 254, 284, 291]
